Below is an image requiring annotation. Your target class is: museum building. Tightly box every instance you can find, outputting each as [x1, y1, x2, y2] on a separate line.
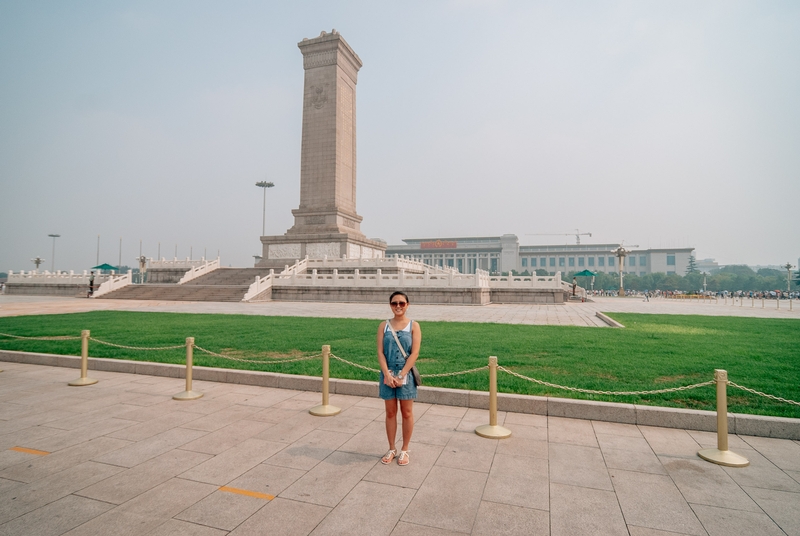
[386, 235, 694, 277]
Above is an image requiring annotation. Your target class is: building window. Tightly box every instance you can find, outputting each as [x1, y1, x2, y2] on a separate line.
[521, 258, 527, 267]
[559, 258, 565, 267]
[608, 257, 615, 266]
[531, 258, 537, 267]
[667, 255, 676, 266]
[568, 257, 575, 267]
[588, 257, 595, 267]
[629, 257, 636, 267]
[639, 256, 646, 266]
[457, 259, 463, 272]
[491, 258, 498, 272]
[598, 257, 605, 267]
[640, 272, 646, 276]
[549, 257, 555, 267]
[578, 257, 585, 266]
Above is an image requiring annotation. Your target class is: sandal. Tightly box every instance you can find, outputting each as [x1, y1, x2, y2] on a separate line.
[398, 450, 410, 466]
[381, 449, 397, 465]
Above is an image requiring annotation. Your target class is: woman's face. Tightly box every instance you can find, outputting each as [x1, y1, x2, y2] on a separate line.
[390, 295, 408, 314]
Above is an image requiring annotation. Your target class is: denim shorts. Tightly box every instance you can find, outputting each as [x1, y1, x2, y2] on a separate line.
[378, 370, 417, 400]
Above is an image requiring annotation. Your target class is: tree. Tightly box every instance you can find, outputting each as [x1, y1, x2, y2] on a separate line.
[686, 255, 699, 274]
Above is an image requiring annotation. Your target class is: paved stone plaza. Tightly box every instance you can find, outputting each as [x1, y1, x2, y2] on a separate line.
[0, 295, 799, 534]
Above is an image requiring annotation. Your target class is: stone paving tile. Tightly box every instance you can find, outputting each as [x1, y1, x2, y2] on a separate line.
[0, 494, 113, 536]
[549, 443, 613, 491]
[314, 414, 373, 435]
[228, 463, 306, 497]
[550, 482, 628, 536]
[148, 519, 228, 536]
[601, 446, 667, 475]
[0, 477, 23, 495]
[363, 442, 444, 490]
[691, 503, 784, 536]
[0, 460, 123, 525]
[436, 431, 498, 474]
[254, 412, 324, 444]
[471, 501, 550, 536]
[742, 486, 800, 535]
[455, 408, 505, 433]
[390, 522, 466, 535]
[92, 427, 208, 468]
[180, 438, 286, 486]
[548, 416, 598, 447]
[0, 423, 65, 452]
[26, 417, 138, 453]
[660, 456, 762, 513]
[62, 477, 217, 536]
[596, 432, 653, 453]
[227, 497, 330, 536]
[627, 527, 696, 536]
[609, 468, 707, 536]
[106, 410, 202, 442]
[77, 448, 212, 504]
[310, 481, 416, 536]
[175, 488, 270, 531]
[236, 388, 302, 408]
[401, 465, 487, 534]
[280, 451, 378, 508]
[720, 448, 800, 492]
[265, 429, 354, 471]
[0, 436, 131, 483]
[741, 435, 800, 472]
[338, 420, 401, 458]
[482, 453, 548, 510]
[640, 425, 702, 458]
[686, 430, 751, 451]
[503, 412, 547, 428]
[179, 419, 273, 455]
[495, 435, 549, 459]
[179, 404, 263, 432]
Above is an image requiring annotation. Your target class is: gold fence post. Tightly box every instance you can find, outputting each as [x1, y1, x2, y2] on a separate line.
[310, 345, 341, 416]
[697, 369, 748, 467]
[69, 330, 98, 386]
[173, 337, 203, 401]
[475, 356, 511, 439]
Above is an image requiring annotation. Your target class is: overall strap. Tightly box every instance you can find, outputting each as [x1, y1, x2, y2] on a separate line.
[386, 319, 409, 360]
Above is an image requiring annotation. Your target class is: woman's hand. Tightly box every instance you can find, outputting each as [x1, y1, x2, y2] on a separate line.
[383, 373, 397, 387]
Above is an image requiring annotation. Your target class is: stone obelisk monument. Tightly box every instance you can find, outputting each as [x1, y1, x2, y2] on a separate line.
[258, 30, 385, 267]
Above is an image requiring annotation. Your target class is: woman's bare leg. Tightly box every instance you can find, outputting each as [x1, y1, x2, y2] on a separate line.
[399, 399, 414, 451]
[384, 399, 398, 449]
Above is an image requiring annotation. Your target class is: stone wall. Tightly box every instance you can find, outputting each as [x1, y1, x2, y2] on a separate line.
[490, 288, 566, 304]
[5, 283, 87, 297]
[271, 286, 491, 305]
[146, 268, 190, 284]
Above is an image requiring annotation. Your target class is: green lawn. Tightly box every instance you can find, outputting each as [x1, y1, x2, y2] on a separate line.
[0, 311, 798, 418]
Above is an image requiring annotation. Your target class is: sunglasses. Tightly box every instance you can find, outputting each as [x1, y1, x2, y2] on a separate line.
[390, 301, 407, 307]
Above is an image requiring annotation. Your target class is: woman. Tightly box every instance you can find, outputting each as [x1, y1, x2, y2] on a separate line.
[377, 291, 421, 466]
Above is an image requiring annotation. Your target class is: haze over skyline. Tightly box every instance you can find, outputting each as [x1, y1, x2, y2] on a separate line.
[1, 1, 798, 272]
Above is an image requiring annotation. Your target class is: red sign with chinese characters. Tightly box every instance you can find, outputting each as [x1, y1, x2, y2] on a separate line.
[420, 240, 457, 249]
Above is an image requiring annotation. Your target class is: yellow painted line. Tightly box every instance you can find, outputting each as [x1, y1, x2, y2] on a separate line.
[10, 446, 49, 456]
[219, 486, 274, 500]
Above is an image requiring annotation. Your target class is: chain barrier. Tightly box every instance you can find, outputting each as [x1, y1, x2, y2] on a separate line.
[0, 332, 79, 341]
[329, 353, 488, 378]
[329, 353, 380, 373]
[498, 365, 715, 396]
[728, 381, 800, 407]
[193, 344, 321, 365]
[89, 338, 186, 351]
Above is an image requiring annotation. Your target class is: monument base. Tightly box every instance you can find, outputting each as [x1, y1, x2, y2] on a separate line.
[256, 232, 386, 269]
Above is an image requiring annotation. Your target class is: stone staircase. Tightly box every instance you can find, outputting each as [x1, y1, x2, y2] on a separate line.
[97, 268, 276, 302]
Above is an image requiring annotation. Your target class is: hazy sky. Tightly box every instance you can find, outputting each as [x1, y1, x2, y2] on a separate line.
[1, 1, 798, 272]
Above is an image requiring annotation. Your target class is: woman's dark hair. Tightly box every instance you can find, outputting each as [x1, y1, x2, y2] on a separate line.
[389, 291, 409, 304]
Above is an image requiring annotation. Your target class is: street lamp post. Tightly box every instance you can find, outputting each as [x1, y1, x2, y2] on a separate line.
[614, 246, 628, 296]
[31, 257, 45, 270]
[48, 234, 60, 272]
[255, 181, 275, 236]
[783, 263, 795, 294]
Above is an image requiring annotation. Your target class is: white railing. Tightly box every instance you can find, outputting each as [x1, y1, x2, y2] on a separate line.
[92, 270, 133, 298]
[243, 270, 275, 302]
[487, 271, 563, 289]
[148, 257, 209, 269]
[306, 255, 458, 275]
[177, 258, 221, 284]
[7, 270, 113, 286]
[270, 268, 492, 289]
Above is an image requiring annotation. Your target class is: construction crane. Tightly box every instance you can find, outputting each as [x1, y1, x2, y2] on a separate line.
[526, 229, 592, 244]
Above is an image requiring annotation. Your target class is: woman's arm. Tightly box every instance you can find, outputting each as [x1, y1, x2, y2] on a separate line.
[376, 321, 396, 387]
[399, 321, 422, 379]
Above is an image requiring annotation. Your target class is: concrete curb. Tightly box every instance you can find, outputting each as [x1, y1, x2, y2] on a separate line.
[596, 311, 625, 328]
[2, 349, 798, 439]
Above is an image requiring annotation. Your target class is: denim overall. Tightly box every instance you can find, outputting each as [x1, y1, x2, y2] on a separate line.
[379, 320, 417, 400]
